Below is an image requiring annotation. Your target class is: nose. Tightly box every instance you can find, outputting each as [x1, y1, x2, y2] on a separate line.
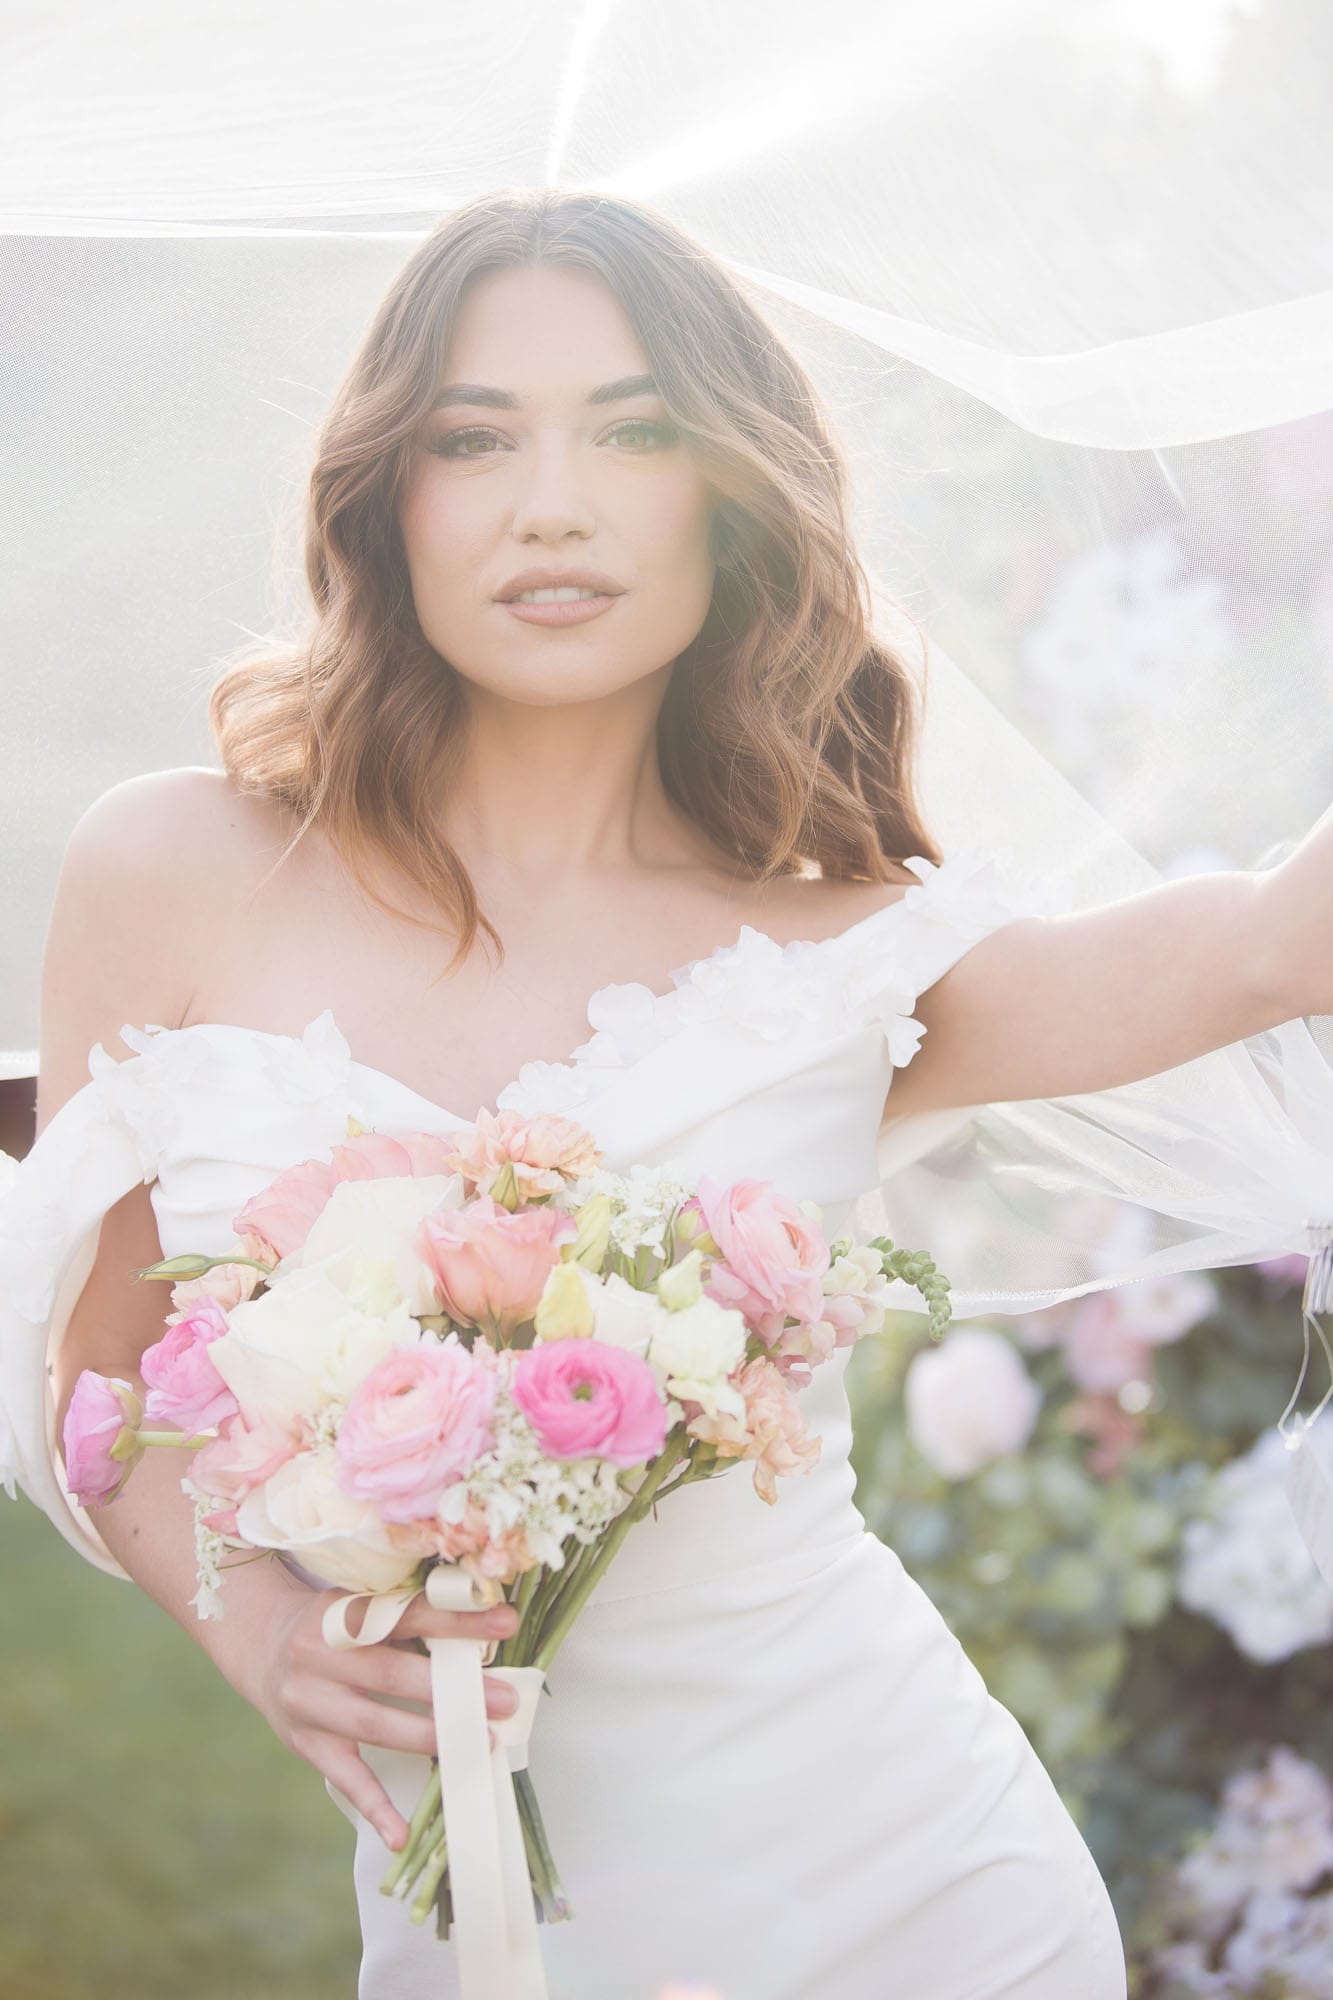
[509, 439, 598, 544]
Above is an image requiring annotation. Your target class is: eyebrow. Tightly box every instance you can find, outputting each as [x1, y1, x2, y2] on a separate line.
[429, 372, 661, 411]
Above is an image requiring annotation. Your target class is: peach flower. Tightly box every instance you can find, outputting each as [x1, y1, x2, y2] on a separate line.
[417, 1195, 578, 1340]
[168, 1230, 272, 1313]
[436, 1106, 602, 1199]
[688, 1355, 821, 1505]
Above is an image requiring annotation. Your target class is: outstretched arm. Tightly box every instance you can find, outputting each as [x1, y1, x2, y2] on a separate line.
[880, 815, 1333, 1128]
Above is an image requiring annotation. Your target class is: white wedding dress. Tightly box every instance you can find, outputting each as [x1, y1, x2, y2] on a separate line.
[0, 849, 1128, 2000]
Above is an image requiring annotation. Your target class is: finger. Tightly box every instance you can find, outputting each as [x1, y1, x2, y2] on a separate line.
[321, 1724, 503, 1853]
[320, 1741, 416, 1852]
[302, 1678, 511, 1765]
[392, 1598, 519, 1643]
[343, 1643, 521, 1717]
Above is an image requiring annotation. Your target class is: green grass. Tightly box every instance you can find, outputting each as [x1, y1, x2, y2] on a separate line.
[0, 1496, 362, 1999]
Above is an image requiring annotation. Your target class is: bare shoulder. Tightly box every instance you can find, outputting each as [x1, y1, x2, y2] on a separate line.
[70, 763, 284, 862]
[771, 860, 923, 942]
[35, 766, 289, 1135]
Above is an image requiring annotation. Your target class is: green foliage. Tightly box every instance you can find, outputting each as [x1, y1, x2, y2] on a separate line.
[0, 1500, 360, 2000]
[846, 1272, 1333, 1995]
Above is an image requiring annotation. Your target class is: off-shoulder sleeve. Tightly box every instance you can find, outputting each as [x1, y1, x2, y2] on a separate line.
[847, 848, 1333, 1322]
[0, 1058, 159, 1582]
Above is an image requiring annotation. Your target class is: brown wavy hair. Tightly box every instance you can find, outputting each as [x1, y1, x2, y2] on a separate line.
[208, 186, 941, 978]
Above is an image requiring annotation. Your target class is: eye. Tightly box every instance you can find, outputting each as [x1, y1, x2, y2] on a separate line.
[424, 419, 678, 459]
[606, 419, 677, 450]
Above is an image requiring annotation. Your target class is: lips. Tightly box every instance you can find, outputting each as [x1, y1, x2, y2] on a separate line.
[496, 568, 626, 602]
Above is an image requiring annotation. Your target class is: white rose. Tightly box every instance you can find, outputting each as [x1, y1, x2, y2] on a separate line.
[648, 1297, 748, 1419]
[208, 1263, 422, 1428]
[590, 1269, 673, 1357]
[904, 1326, 1042, 1480]
[234, 1449, 422, 1593]
[292, 1174, 465, 1316]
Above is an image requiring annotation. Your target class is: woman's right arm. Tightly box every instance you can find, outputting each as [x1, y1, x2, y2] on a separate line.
[37, 770, 520, 1850]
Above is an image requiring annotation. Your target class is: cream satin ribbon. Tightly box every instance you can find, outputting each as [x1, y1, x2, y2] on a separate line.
[322, 1568, 550, 2000]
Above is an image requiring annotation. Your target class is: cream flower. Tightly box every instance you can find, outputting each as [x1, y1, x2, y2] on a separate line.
[293, 1173, 465, 1315]
[648, 1297, 748, 1419]
[234, 1447, 423, 1593]
[207, 1259, 422, 1429]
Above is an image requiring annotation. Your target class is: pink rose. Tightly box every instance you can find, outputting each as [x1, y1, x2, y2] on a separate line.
[334, 1335, 499, 1522]
[234, 1129, 464, 1261]
[690, 1176, 830, 1343]
[438, 1106, 603, 1199]
[61, 1372, 144, 1506]
[417, 1195, 577, 1340]
[141, 1295, 240, 1433]
[187, 1407, 300, 1514]
[512, 1337, 667, 1465]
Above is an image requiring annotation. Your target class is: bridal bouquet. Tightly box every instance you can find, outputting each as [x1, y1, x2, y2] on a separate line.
[60, 1106, 953, 1964]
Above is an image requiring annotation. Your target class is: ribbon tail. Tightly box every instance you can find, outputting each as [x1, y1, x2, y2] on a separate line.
[492, 1728, 549, 1994]
[423, 1565, 550, 2000]
[427, 1634, 515, 1994]
[316, 1568, 551, 1992]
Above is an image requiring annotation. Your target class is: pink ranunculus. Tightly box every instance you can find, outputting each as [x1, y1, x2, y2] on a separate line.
[690, 1176, 830, 1344]
[512, 1337, 668, 1466]
[334, 1335, 499, 1522]
[141, 1295, 240, 1433]
[417, 1195, 578, 1340]
[188, 1408, 301, 1512]
[437, 1106, 602, 1199]
[234, 1129, 465, 1261]
[61, 1372, 144, 1506]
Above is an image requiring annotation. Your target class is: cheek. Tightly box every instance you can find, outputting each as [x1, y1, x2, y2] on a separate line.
[628, 470, 716, 574]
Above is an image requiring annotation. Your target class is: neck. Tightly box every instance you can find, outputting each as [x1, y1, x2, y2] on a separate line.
[437, 674, 712, 893]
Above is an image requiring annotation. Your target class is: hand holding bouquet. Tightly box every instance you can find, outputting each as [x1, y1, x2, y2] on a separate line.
[62, 1107, 952, 1993]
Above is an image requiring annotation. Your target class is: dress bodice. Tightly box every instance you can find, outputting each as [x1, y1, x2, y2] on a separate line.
[0, 848, 1029, 1591]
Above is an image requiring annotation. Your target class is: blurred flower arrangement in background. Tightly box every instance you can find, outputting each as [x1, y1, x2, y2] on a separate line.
[847, 1193, 1333, 1999]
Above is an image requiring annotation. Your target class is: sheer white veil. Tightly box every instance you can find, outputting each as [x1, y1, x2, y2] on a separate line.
[3, 3, 1332, 1542]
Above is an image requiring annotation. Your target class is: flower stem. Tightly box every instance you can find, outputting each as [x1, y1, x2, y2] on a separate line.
[409, 1832, 450, 1925]
[516, 1768, 573, 1920]
[377, 1429, 690, 1928]
[380, 1761, 442, 1898]
[534, 1431, 688, 1673]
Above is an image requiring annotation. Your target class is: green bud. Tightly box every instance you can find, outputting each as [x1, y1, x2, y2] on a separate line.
[562, 1193, 613, 1271]
[656, 1247, 705, 1311]
[533, 1260, 596, 1341]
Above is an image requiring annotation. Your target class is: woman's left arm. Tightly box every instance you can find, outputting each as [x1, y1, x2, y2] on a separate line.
[881, 806, 1333, 1124]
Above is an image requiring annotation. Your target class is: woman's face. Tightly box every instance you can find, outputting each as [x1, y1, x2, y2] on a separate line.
[398, 264, 717, 710]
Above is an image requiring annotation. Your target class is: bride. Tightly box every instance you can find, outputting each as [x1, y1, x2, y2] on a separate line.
[10, 188, 1333, 1999]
